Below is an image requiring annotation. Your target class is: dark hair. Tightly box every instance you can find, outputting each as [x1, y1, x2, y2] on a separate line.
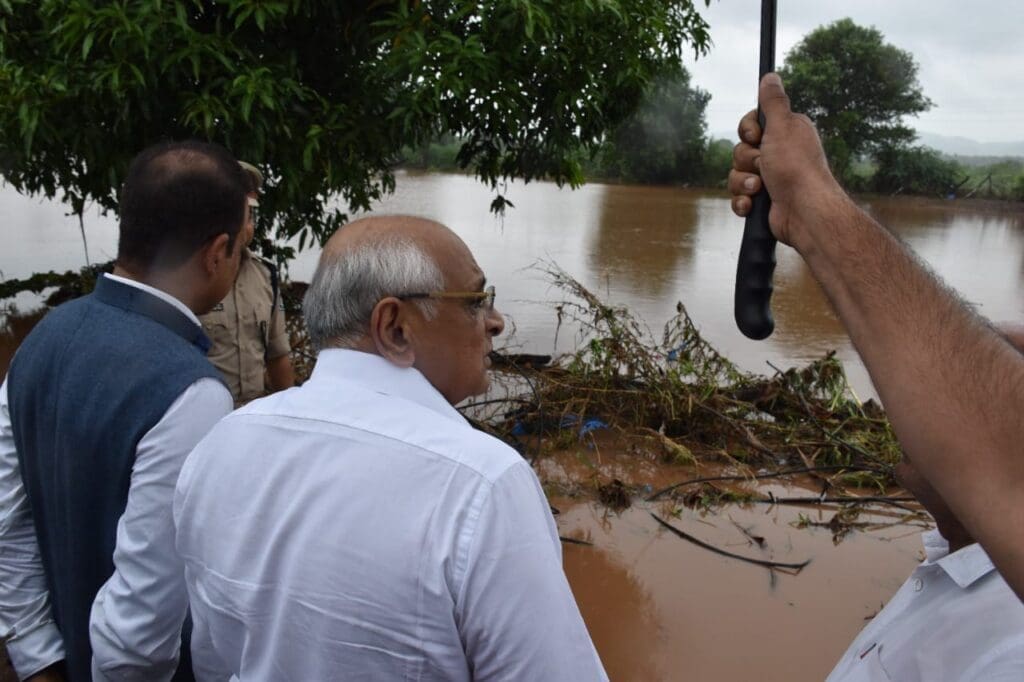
[117, 140, 247, 270]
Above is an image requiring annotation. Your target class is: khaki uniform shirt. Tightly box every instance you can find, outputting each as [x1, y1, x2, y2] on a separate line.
[199, 249, 290, 406]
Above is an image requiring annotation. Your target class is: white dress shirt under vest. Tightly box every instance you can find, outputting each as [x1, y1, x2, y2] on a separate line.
[173, 348, 607, 681]
[0, 273, 232, 680]
[826, 529, 1024, 681]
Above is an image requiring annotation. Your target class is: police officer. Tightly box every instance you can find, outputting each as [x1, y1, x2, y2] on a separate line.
[199, 161, 294, 406]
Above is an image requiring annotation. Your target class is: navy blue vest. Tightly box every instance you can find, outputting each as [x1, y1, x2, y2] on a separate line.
[6, 276, 220, 681]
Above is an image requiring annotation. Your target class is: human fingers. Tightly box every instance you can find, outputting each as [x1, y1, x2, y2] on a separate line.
[731, 194, 752, 218]
[732, 142, 760, 174]
[737, 109, 761, 145]
[728, 169, 761, 197]
[758, 73, 792, 125]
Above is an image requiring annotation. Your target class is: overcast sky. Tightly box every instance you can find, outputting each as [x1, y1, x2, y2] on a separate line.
[684, 0, 1024, 142]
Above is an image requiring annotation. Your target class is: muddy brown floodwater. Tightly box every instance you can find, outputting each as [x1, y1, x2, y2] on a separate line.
[7, 175, 1009, 680]
[539, 444, 928, 682]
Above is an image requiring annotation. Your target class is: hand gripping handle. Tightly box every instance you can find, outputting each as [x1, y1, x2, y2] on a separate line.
[734, 0, 778, 340]
[734, 147, 777, 340]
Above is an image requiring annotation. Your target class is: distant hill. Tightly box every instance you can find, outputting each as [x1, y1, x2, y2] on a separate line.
[711, 129, 1024, 160]
[914, 132, 1024, 158]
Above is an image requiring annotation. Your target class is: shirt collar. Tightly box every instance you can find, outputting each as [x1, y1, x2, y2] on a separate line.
[308, 349, 466, 424]
[103, 273, 201, 326]
[920, 529, 996, 589]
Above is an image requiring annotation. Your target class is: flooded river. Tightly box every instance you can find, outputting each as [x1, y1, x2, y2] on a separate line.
[2, 174, 1022, 680]
[3, 172, 1023, 397]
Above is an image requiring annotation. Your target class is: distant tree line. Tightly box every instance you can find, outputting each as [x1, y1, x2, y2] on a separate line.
[404, 67, 732, 188]
[407, 17, 1024, 202]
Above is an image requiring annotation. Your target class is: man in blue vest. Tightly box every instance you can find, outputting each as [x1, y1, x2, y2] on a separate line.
[0, 140, 246, 681]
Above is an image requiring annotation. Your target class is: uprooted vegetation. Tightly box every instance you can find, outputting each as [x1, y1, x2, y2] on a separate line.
[451, 267, 926, 550]
[469, 267, 902, 487]
[4, 264, 912, 527]
[277, 266, 905, 502]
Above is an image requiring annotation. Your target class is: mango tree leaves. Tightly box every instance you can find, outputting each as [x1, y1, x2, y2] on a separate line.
[0, 0, 712, 250]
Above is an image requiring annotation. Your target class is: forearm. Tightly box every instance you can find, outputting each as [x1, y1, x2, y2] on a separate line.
[795, 195, 1024, 596]
[266, 354, 295, 392]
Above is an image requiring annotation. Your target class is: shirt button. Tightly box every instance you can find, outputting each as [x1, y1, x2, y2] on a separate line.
[913, 578, 924, 592]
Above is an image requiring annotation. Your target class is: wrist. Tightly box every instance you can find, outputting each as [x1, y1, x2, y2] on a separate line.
[787, 178, 858, 258]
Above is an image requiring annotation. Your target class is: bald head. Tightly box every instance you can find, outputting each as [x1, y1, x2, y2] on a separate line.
[303, 216, 454, 349]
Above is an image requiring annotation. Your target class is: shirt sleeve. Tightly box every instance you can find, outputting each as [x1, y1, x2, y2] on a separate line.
[265, 285, 290, 360]
[90, 377, 232, 682]
[455, 460, 607, 682]
[0, 379, 66, 679]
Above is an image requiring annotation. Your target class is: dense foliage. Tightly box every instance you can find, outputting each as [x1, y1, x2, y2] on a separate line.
[778, 18, 931, 183]
[403, 67, 724, 187]
[871, 145, 962, 197]
[0, 0, 712, 250]
[596, 69, 710, 185]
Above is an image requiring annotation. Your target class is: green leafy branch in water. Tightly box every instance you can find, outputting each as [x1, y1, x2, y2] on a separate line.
[489, 266, 902, 492]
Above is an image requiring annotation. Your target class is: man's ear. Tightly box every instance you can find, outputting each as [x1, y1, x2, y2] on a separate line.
[201, 233, 233, 275]
[369, 297, 416, 367]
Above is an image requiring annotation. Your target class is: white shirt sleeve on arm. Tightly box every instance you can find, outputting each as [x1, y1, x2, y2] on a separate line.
[456, 460, 607, 682]
[90, 377, 232, 682]
[0, 378, 66, 679]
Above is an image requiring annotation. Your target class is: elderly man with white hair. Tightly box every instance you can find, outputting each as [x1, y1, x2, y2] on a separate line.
[173, 215, 607, 681]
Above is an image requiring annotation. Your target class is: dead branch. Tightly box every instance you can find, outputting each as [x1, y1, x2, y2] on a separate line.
[651, 513, 811, 573]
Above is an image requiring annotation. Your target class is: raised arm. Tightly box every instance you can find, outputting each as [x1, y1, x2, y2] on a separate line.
[729, 73, 1024, 599]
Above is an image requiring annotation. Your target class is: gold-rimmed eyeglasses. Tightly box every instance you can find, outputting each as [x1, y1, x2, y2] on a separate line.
[397, 285, 496, 311]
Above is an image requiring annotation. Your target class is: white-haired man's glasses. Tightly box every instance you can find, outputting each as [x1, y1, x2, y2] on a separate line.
[397, 285, 496, 312]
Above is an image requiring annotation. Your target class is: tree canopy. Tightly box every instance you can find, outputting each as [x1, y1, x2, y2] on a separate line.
[778, 18, 931, 182]
[598, 69, 710, 185]
[871, 145, 961, 197]
[0, 0, 712, 251]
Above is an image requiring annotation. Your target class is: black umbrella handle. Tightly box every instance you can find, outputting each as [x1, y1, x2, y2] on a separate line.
[734, 0, 778, 341]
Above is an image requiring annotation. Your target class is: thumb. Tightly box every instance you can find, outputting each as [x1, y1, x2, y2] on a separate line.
[759, 72, 791, 123]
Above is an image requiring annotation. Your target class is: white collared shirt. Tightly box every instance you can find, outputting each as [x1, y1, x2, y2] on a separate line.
[103, 272, 202, 326]
[174, 349, 607, 681]
[826, 530, 1024, 681]
[0, 274, 232, 680]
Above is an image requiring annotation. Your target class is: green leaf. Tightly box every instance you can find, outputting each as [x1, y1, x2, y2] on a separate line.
[82, 33, 94, 60]
[128, 63, 145, 87]
[241, 91, 255, 122]
[234, 7, 254, 29]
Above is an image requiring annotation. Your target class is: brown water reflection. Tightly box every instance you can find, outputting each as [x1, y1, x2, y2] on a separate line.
[4, 175, 1024, 400]
[590, 186, 699, 300]
[543, 446, 927, 682]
